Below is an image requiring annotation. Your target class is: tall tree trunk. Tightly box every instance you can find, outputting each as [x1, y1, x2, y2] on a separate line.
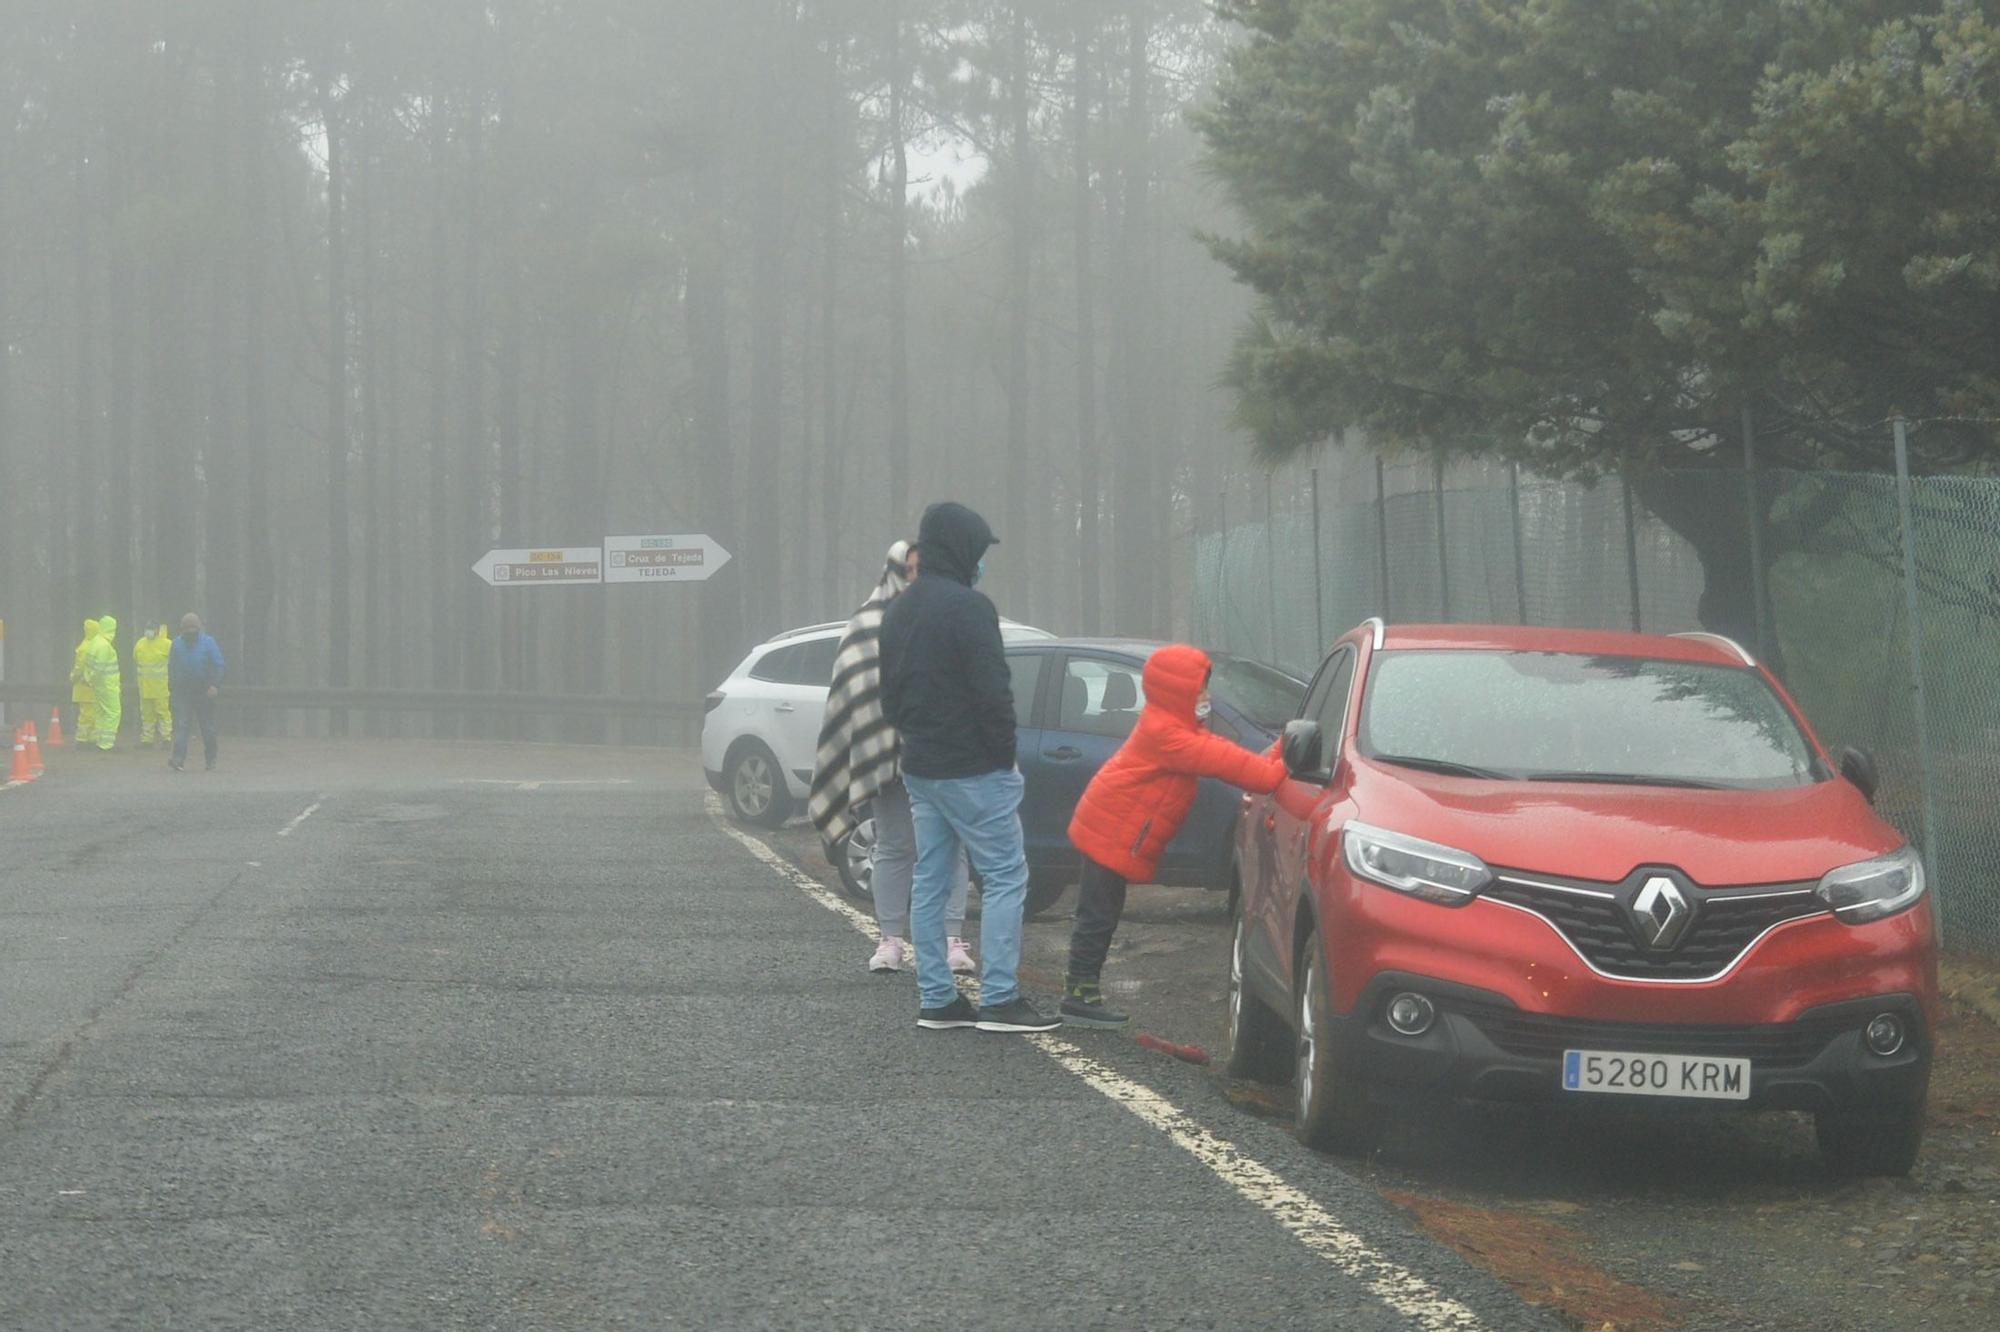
[242, 67, 275, 705]
[426, 98, 454, 732]
[458, 89, 489, 727]
[1005, 8, 1032, 601]
[107, 149, 136, 636]
[204, 66, 239, 654]
[1072, 19, 1100, 633]
[819, 29, 844, 611]
[357, 127, 384, 731]
[688, 248, 740, 688]
[322, 77, 351, 735]
[71, 133, 98, 624]
[887, 0, 910, 533]
[563, 310, 605, 739]
[748, 40, 785, 638]
[1110, 8, 1154, 635]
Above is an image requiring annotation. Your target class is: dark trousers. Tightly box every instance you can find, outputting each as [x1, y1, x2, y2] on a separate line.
[1066, 857, 1129, 983]
[171, 692, 218, 768]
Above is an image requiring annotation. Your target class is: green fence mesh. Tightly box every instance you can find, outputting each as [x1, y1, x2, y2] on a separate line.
[1193, 446, 2000, 954]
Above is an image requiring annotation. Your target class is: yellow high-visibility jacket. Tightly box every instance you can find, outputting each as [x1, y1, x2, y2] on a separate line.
[70, 620, 99, 704]
[135, 627, 173, 701]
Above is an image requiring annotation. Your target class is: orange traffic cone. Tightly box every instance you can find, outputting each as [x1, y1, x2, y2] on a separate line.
[47, 708, 65, 747]
[8, 729, 35, 784]
[23, 723, 43, 777]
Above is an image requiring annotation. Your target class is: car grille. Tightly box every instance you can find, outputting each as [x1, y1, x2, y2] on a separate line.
[1452, 1002, 1844, 1068]
[1483, 875, 1830, 981]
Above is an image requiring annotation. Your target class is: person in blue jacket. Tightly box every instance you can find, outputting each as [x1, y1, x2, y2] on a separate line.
[168, 613, 226, 772]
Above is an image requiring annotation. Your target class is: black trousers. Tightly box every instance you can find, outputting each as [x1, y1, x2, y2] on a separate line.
[1066, 857, 1129, 983]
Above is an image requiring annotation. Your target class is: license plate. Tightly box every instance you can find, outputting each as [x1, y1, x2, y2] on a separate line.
[1562, 1049, 1751, 1101]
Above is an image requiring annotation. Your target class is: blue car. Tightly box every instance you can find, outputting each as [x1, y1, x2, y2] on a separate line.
[835, 639, 1306, 917]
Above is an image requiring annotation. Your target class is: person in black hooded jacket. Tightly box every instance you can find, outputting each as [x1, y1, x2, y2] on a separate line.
[880, 501, 1058, 1035]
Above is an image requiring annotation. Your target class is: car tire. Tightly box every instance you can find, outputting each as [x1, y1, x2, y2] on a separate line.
[726, 743, 793, 829]
[1024, 869, 1071, 920]
[1816, 1100, 1925, 1178]
[1223, 891, 1290, 1083]
[1293, 927, 1379, 1153]
[834, 810, 877, 903]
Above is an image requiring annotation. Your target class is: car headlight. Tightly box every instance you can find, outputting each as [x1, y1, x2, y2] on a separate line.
[1342, 821, 1492, 906]
[1816, 846, 1926, 924]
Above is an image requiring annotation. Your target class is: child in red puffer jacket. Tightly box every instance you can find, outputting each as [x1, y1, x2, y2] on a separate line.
[1061, 644, 1289, 1027]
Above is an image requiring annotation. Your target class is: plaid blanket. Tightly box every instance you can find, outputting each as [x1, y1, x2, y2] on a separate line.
[806, 542, 911, 853]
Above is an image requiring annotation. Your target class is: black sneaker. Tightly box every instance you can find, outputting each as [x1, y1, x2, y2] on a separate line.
[976, 997, 1061, 1034]
[1060, 993, 1130, 1029]
[917, 994, 980, 1030]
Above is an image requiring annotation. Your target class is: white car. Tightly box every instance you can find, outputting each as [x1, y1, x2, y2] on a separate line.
[703, 618, 1055, 827]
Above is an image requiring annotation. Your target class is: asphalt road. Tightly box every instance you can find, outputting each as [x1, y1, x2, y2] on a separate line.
[0, 741, 1551, 1331]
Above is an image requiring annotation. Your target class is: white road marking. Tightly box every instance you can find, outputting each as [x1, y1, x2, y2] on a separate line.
[277, 800, 323, 837]
[461, 778, 634, 793]
[704, 794, 1488, 1332]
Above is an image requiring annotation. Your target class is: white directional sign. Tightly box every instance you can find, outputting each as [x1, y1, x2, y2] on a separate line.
[604, 534, 733, 584]
[472, 547, 604, 586]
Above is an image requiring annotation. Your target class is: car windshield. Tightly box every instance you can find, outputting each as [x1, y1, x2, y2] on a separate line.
[1208, 655, 1307, 732]
[1359, 651, 1822, 789]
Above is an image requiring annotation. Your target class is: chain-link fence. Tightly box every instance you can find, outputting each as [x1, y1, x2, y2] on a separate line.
[1193, 426, 2000, 954]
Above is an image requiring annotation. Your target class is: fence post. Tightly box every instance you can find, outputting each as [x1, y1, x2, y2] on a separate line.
[1433, 457, 1451, 620]
[1741, 405, 1769, 659]
[1621, 475, 1643, 632]
[1310, 465, 1326, 651]
[1264, 472, 1280, 667]
[1375, 457, 1392, 620]
[1508, 464, 1528, 625]
[1892, 416, 1946, 935]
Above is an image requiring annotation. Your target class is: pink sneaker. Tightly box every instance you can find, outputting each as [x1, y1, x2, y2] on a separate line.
[947, 937, 976, 975]
[868, 937, 905, 973]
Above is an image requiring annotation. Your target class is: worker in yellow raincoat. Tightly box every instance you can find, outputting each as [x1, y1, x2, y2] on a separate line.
[85, 615, 122, 752]
[134, 623, 174, 748]
[69, 619, 99, 746]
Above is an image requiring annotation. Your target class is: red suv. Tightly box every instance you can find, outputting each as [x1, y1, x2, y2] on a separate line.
[1226, 621, 1938, 1176]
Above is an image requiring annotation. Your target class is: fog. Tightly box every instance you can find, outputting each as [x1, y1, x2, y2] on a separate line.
[0, 2, 1244, 738]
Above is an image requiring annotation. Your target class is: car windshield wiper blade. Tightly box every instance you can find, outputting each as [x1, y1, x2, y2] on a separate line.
[1371, 754, 1509, 780]
[1525, 771, 1727, 789]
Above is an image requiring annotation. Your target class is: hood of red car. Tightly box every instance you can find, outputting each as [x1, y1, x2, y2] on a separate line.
[1348, 757, 1904, 887]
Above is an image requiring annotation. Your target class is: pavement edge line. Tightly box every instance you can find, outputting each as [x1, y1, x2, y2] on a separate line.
[277, 797, 325, 838]
[704, 793, 1488, 1332]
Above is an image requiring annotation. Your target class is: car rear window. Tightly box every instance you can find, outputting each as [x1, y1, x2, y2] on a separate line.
[748, 636, 839, 686]
[1359, 651, 1822, 789]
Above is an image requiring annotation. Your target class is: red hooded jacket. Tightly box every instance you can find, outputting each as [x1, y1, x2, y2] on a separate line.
[1067, 644, 1288, 883]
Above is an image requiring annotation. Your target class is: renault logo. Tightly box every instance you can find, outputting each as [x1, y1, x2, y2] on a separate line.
[1631, 876, 1693, 950]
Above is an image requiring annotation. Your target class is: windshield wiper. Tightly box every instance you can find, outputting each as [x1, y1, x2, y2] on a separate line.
[1525, 771, 1727, 790]
[1371, 754, 1510, 780]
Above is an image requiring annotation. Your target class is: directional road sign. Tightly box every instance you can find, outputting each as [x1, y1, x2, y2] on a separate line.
[472, 547, 604, 586]
[603, 534, 733, 584]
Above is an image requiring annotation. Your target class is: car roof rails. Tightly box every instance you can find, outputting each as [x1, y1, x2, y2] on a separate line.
[1670, 631, 1756, 666]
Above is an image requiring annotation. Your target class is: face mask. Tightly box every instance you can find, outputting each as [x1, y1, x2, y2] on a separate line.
[1194, 699, 1212, 721]
[972, 559, 985, 586]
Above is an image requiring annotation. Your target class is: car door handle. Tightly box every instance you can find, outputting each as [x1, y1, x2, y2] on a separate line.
[774, 703, 797, 714]
[1047, 746, 1083, 761]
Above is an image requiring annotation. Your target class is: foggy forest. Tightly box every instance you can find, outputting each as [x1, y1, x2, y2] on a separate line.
[0, 1, 1241, 735]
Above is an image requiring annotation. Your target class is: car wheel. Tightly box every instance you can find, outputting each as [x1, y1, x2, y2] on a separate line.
[1816, 1100, 1925, 1178]
[835, 811, 877, 903]
[1024, 869, 1071, 920]
[1223, 891, 1290, 1083]
[726, 743, 792, 829]
[1294, 927, 1379, 1153]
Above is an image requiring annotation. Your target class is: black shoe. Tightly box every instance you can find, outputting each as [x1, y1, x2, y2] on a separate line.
[917, 994, 980, 1030]
[1060, 993, 1131, 1029]
[976, 997, 1061, 1034]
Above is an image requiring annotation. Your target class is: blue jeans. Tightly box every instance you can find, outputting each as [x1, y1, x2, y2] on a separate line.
[172, 692, 218, 769]
[905, 768, 1030, 1010]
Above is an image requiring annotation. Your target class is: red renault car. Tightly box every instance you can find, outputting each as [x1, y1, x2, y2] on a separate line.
[1226, 621, 1938, 1176]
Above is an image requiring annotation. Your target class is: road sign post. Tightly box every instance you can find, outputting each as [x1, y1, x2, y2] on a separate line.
[603, 534, 733, 584]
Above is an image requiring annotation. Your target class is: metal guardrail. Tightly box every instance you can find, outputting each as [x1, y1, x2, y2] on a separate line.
[0, 682, 702, 724]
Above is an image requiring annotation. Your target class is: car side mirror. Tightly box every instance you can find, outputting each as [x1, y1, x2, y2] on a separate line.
[1281, 720, 1324, 781]
[1839, 746, 1879, 804]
